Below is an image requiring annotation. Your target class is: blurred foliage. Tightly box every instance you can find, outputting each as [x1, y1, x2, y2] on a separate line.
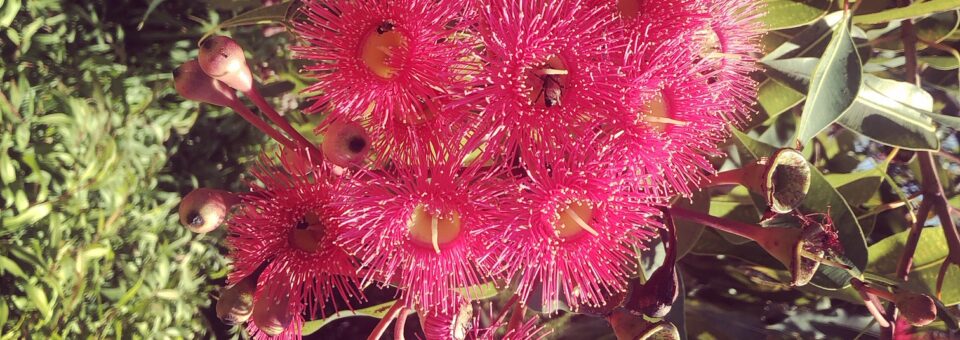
[1, 0, 960, 339]
[0, 0, 292, 337]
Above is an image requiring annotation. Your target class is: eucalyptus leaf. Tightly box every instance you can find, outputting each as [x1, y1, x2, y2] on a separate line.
[921, 56, 960, 70]
[837, 75, 940, 151]
[870, 10, 959, 51]
[796, 12, 862, 147]
[762, 0, 831, 30]
[867, 227, 960, 305]
[853, 0, 960, 25]
[757, 79, 804, 119]
[302, 300, 398, 336]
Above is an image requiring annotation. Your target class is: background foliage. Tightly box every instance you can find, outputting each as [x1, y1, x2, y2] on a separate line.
[0, 0, 959, 339]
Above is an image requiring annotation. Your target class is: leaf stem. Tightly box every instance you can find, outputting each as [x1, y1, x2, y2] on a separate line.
[367, 299, 405, 340]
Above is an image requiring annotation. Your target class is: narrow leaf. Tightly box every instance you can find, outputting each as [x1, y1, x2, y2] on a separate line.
[796, 13, 862, 146]
[837, 75, 939, 151]
[854, 0, 960, 25]
[762, 0, 831, 30]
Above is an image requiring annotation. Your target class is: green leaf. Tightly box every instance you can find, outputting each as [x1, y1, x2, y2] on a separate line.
[3, 202, 51, 230]
[0, 298, 7, 333]
[0, 256, 26, 279]
[25, 285, 51, 320]
[803, 167, 869, 289]
[836, 75, 940, 151]
[302, 300, 398, 336]
[762, 57, 818, 93]
[867, 227, 960, 305]
[757, 79, 805, 119]
[854, 0, 960, 25]
[925, 111, 960, 129]
[673, 191, 710, 259]
[871, 10, 959, 51]
[921, 56, 960, 70]
[762, 0, 831, 30]
[0, 0, 20, 28]
[825, 170, 883, 207]
[201, 1, 295, 42]
[730, 129, 778, 159]
[796, 12, 862, 146]
[137, 0, 167, 30]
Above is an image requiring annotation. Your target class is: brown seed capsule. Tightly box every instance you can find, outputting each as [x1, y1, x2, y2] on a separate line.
[198, 35, 253, 92]
[216, 277, 256, 324]
[707, 148, 811, 214]
[172, 60, 237, 107]
[252, 289, 292, 337]
[895, 291, 937, 327]
[178, 188, 239, 233]
[321, 119, 371, 167]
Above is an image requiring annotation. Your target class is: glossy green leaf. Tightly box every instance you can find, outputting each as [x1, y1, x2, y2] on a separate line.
[925, 111, 960, 129]
[673, 191, 710, 259]
[802, 167, 869, 288]
[921, 56, 960, 70]
[757, 79, 805, 119]
[867, 227, 960, 305]
[837, 75, 940, 151]
[762, 0, 831, 30]
[302, 300, 398, 336]
[853, 0, 960, 25]
[870, 10, 959, 51]
[762, 57, 818, 93]
[797, 12, 862, 146]
[825, 170, 883, 207]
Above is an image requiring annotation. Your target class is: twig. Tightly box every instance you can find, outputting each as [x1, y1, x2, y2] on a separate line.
[885, 1, 921, 336]
[895, 199, 932, 281]
[393, 308, 410, 340]
[367, 300, 405, 340]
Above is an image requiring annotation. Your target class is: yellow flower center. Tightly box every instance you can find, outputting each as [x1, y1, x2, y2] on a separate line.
[408, 204, 462, 253]
[360, 22, 407, 79]
[553, 201, 598, 239]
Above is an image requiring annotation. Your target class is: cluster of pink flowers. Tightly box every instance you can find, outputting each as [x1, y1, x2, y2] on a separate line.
[175, 0, 764, 338]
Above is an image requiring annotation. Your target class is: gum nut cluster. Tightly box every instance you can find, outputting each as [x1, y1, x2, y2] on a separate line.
[195, 0, 764, 338]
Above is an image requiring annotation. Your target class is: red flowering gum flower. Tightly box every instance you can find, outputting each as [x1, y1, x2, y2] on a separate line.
[227, 148, 363, 321]
[459, 0, 630, 160]
[294, 0, 476, 159]
[691, 0, 764, 122]
[493, 140, 662, 311]
[610, 43, 729, 196]
[334, 144, 514, 312]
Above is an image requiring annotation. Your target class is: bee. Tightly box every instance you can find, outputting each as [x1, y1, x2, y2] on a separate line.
[377, 21, 395, 34]
[532, 74, 563, 108]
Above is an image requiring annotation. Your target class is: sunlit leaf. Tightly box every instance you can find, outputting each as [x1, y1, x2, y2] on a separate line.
[762, 0, 831, 30]
[796, 12, 862, 147]
[837, 75, 940, 151]
[853, 0, 960, 25]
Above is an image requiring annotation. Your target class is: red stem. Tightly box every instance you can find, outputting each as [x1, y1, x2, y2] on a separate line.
[228, 102, 297, 150]
[367, 300, 405, 340]
[245, 87, 322, 153]
[393, 308, 410, 340]
[669, 206, 768, 242]
[505, 303, 526, 335]
[896, 199, 932, 280]
[917, 152, 960, 263]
